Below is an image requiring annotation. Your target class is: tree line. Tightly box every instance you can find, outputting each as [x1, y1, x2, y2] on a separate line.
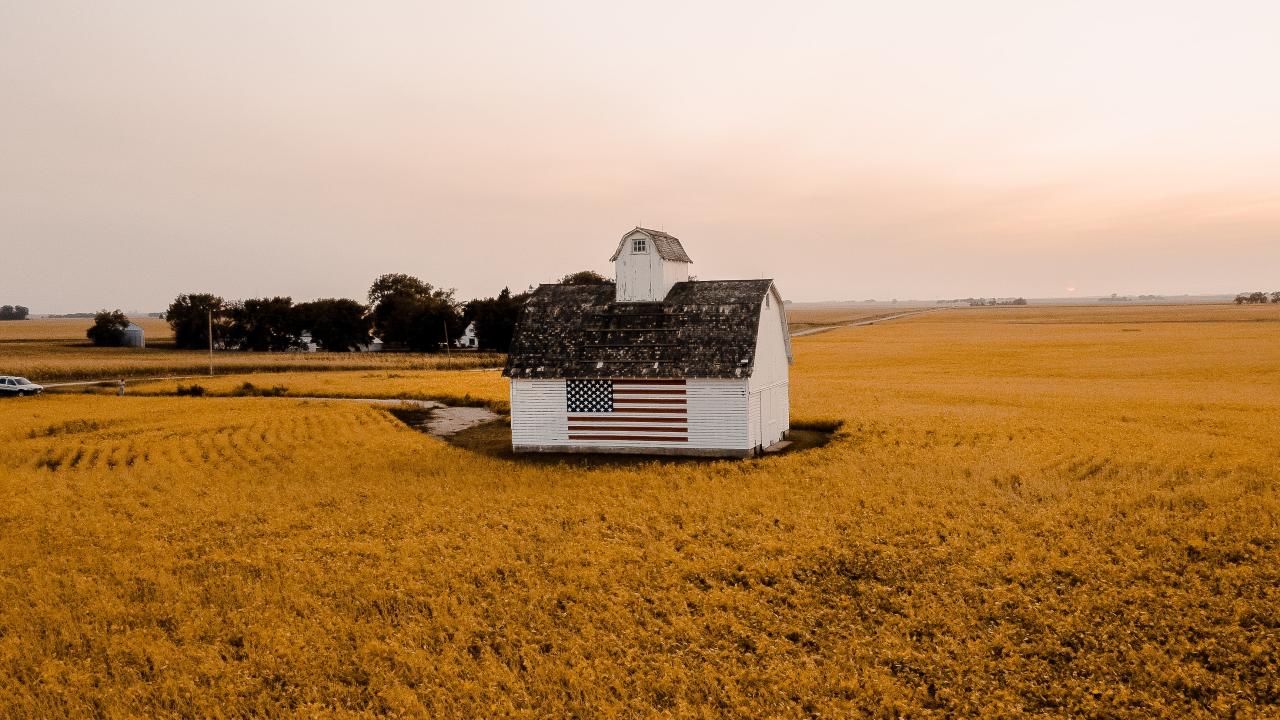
[162, 270, 611, 353]
[0, 305, 30, 320]
[936, 297, 1028, 306]
[1234, 291, 1280, 304]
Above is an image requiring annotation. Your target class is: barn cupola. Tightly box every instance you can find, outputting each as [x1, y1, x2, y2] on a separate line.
[609, 227, 693, 302]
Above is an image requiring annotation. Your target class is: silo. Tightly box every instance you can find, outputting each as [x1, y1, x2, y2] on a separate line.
[123, 322, 146, 348]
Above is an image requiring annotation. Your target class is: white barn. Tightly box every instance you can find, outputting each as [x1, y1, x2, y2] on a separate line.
[503, 227, 791, 457]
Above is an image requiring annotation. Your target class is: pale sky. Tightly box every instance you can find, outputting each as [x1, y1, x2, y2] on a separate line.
[2, 1, 1278, 313]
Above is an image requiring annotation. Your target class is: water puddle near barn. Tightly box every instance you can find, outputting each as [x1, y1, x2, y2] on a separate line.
[381, 402, 500, 438]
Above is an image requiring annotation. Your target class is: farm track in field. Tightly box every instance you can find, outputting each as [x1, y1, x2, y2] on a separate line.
[789, 308, 941, 337]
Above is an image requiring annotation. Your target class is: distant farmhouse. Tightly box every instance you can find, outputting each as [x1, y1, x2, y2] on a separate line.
[454, 321, 479, 349]
[503, 227, 791, 457]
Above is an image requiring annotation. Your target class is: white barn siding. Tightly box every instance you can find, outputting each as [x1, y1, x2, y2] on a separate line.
[747, 285, 791, 449]
[510, 379, 568, 446]
[616, 251, 655, 302]
[510, 377, 751, 455]
[748, 391, 762, 449]
[660, 260, 690, 299]
[687, 379, 749, 449]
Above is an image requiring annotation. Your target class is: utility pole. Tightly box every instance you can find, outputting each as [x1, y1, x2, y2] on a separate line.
[208, 309, 214, 376]
[443, 318, 452, 357]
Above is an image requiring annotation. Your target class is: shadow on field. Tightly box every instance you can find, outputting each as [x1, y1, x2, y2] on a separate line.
[410, 414, 840, 468]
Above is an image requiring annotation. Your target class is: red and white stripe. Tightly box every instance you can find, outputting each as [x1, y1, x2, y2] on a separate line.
[568, 379, 688, 442]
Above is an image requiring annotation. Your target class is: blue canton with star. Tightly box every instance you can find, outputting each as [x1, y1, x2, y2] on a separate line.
[566, 379, 613, 413]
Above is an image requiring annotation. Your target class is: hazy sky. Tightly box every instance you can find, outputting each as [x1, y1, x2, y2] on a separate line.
[3, 1, 1278, 312]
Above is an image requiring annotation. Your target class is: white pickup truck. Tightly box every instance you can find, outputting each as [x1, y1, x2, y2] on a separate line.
[0, 376, 44, 397]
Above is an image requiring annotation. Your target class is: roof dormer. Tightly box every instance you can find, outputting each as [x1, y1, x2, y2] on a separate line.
[611, 227, 692, 302]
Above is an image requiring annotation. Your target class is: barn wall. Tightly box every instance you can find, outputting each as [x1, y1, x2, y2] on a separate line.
[688, 379, 749, 449]
[748, 391, 762, 448]
[510, 377, 749, 454]
[510, 379, 568, 447]
[660, 259, 690, 300]
[747, 284, 791, 448]
[615, 230, 657, 302]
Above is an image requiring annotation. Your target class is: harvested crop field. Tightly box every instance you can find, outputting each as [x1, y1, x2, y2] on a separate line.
[0, 340, 502, 384]
[1, 304, 1277, 717]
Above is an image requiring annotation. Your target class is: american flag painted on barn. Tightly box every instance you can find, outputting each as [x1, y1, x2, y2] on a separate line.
[565, 379, 688, 442]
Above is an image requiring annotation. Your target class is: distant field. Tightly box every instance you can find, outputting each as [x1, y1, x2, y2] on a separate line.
[0, 316, 173, 342]
[0, 317, 503, 382]
[0, 344, 502, 383]
[122, 369, 510, 409]
[2, 303, 1278, 717]
[974, 302, 1280, 325]
[786, 304, 932, 330]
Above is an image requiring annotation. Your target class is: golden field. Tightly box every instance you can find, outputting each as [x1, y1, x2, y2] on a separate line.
[0, 317, 174, 342]
[2, 304, 1278, 717]
[125, 369, 509, 409]
[785, 305, 927, 331]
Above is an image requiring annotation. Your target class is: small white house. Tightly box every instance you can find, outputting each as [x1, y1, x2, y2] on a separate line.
[503, 227, 791, 457]
[123, 322, 145, 348]
[455, 322, 479, 349]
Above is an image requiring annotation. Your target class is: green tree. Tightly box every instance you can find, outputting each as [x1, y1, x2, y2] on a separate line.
[368, 274, 460, 351]
[226, 297, 301, 351]
[559, 270, 613, 285]
[369, 273, 436, 303]
[86, 309, 130, 347]
[166, 293, 226, 349]
[293, 298, 372, 351]
[463, 287, 531, 352]
[0, 305, 30, 320]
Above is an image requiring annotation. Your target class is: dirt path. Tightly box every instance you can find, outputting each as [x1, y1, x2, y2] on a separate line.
[290, 397, 500, 437]
[790, 308, 941, 337]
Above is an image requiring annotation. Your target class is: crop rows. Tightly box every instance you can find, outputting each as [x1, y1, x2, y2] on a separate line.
[0, 304, 1277, 717]
[3, 397, 404, 477]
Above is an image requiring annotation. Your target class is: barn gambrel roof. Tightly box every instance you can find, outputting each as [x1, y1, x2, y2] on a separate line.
[608, 227, 694, 263]
[503, 279, 789, 379]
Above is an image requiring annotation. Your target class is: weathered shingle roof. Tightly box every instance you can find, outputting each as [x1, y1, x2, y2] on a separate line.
[608, 227, 694, 263]
[504, 279, 777, 379]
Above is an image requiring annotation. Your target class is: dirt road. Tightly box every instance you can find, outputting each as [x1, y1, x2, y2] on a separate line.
[790, 308, 940, 337]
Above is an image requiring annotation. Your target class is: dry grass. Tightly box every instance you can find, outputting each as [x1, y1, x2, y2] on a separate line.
[0, 317, 174, 342]
[786, 305, 929, 330]
[0, 344, 503, 383]
[1, 304, 1278, 717]
[122, 369, 510, 410]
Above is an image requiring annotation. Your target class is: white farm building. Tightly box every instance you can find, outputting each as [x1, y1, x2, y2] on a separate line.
[503, 227, 791, 457]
